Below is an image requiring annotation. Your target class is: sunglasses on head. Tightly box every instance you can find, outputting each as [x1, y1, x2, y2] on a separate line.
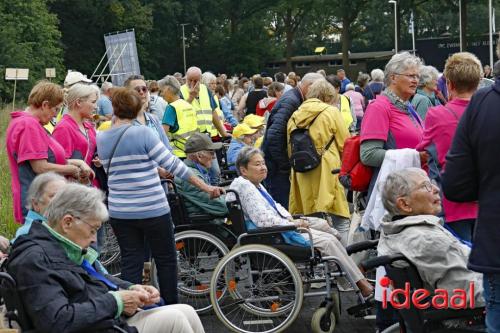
[134, 86, 148, 93]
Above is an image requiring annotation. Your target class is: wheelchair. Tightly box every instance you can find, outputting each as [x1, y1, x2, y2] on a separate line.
[150, 180, 238, 314]
[362, 254, 486, 333]
[207, 189, 376, 333]
[98, 221, 121, 276]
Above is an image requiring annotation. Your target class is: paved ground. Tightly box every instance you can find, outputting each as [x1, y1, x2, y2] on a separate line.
[200, 291, 376, 333]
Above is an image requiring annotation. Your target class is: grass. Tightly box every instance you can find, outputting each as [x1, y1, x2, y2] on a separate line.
[0, 104, 20, 238]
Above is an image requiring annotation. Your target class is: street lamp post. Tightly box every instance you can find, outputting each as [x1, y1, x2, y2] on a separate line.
[489, 0, 494, 68]
[389, 0, 398, 53]
[180, 23, 190, 75]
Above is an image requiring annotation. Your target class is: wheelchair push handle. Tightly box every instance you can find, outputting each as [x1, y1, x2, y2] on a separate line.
[331, 168, 340, 175]
[345, 239, 379, 255]
[360, 254, 408, 271]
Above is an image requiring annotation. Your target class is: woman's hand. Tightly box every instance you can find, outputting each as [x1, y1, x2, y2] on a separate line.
[92, 157, 102, 168]
[158, 167, 173, 179]
[116, 290, 149, 316]
[203, 184, 225, 199]
[130, 285, 161, 305]
[293, 218, 310, 229]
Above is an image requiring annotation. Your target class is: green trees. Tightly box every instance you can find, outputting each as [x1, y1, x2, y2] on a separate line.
[0, 0, 64, 105]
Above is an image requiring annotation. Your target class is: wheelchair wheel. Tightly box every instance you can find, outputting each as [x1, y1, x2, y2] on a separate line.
[151, 230, 229, 314]
[380, 323, 401, 333]
[98, 222, 121, 276]
[311, 307, 336, 333]
[210, 244, 303, 333]
[331, 289, 341, 323]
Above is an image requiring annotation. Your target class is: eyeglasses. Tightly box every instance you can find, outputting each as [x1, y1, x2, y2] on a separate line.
[418, 181, 435, 193]
[134, 85, 148, 94]
[394, 73, 420, 81]
[74, 216, 100, 236]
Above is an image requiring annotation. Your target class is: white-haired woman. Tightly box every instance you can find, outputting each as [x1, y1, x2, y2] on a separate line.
[343, 82, 365, 120]
[365, 68, 385, 101]
[202, 71, 226, 139]
[12, 172, 66, 243]
[360, 52, 425, 197]
[411, 65, 441, 119]
[53, 83, 100, 186]
[379, 168, 484, 306]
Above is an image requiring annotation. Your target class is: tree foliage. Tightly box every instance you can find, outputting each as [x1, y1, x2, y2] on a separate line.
[1, 0, 499, 103]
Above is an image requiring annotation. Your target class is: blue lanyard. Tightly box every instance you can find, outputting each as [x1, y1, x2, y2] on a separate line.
[256, 186, 288, 219]
[81, 259, 118, 290]
[406, 103, 423, 128]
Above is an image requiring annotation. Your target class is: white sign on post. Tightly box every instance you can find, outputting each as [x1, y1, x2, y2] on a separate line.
[45, 68, 56, 79]
[5, 68, 30, 111]
[5, 68, 29, 80]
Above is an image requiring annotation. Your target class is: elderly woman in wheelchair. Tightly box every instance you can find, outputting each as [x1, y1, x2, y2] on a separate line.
[378, 168, 484, 305]
[205, 146, 373, 333]
[7, 183, 204, 333]
[364, 168, 485, 333]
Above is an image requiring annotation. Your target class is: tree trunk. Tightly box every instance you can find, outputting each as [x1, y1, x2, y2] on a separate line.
[460, 0, 467, 51]
[285, 8, 294, 72]
[341, 15, 352, 71]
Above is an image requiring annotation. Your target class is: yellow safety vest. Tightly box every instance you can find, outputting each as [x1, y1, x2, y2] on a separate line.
[209, 95, 224, 137]
[339, 95, 354, 130]
[181, 84, 214, 134]
[168, 99, 198, 158]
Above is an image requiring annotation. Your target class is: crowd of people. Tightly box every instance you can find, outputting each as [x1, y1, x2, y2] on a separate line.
[3, 50, 500, 333]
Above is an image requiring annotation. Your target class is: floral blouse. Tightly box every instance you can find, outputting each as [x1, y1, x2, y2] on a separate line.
[228, 176, 294, 228]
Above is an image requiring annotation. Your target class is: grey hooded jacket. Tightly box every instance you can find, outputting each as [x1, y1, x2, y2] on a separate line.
[378, 215, 484, 306]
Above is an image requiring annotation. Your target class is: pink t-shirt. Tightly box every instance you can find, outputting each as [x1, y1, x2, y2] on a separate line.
[6, 111, 67, 223]
[361, 94, 423, 149]
[416, 98, 478, 222]
[344, 90, 365, 118]
[53, 114, 97, 166]
[53, 114, 98, 187]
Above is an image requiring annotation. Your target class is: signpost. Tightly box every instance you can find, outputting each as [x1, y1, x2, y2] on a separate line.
[5, 68, 29, 111]
[45, 68, 56, 81]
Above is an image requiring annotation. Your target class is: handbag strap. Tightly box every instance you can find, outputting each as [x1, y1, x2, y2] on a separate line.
[443, 105, 459, 120]
[106, 125, 132, 175]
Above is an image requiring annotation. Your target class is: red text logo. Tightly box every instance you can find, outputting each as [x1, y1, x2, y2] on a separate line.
[379, 276, 475, 310]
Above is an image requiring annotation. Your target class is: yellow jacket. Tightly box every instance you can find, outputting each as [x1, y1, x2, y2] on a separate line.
[287, 98, 350, 218]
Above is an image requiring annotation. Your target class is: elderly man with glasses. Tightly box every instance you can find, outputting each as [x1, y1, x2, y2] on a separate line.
[8, 183, 205, 333]
[175, 133, 228, 219]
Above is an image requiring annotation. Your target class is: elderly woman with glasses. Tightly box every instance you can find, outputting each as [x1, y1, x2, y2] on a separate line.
[6, 81, 93, 224]
[360, 52, 426, 197]
[411, 65, 442, 119]
[229, 147, 374, 297]
[378, 168, 484, 307]
[8, 183, 205, 333]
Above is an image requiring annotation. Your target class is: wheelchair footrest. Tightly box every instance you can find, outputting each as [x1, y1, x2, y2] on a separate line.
[346, 298, 375, 317]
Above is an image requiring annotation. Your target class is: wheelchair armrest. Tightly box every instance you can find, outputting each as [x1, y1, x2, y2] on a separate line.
[218, 180, 233, 187]
[346, 239, 379, 255]
[246, 225, 297, 235]
[189, 214, 221, 223]
[360, 254, 408, 271]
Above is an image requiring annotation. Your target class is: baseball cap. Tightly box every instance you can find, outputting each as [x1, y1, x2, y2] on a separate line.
[233, 123, 258, 139]
[184, 133, 223, 153]
[243, 114, 265, 129]
[64, 71, 92, 87]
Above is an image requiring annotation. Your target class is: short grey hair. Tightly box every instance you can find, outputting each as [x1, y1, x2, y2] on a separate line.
[300, 72, 324, 86]
[26, 172, 66, 210]
[201, 72, 217, 86]
[371, 69, 385, 82]
[158, 75, 181, 95]
[381, 168, 427, 217]
[101, 82, 113, 93]
[384, 52, 423, 86]
[419, 65, 439, 88]
[345, 83, 355, 91]
[235, 146, 264, 176]
[66, 83, 99, 107]
[46, 184, 108, 227]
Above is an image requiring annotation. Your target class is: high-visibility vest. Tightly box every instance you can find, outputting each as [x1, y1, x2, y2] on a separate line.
[181, 83, 214, 134]
[339, 95, 354, 130]
[209, 95, 224, 137]
[168, 99, 198, 158]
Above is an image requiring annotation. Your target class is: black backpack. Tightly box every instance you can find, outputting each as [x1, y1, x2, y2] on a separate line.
[289, 108, 335, 173]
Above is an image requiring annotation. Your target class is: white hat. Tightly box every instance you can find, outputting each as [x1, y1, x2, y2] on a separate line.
[64, 71, 92, 87]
